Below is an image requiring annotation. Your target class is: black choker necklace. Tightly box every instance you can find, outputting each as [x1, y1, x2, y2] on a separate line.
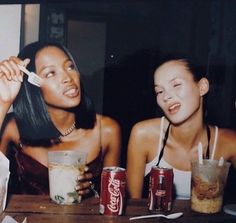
[60, 122, 76, 137]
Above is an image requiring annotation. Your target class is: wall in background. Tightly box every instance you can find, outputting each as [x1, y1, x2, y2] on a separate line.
[37, 1, 236, 167]
[67, 20, 106, 113]
[0, 4, 22, 113]
[23, 4, 40, 46]
[0, 4, 40, 56]
[0, 4, 21, 60]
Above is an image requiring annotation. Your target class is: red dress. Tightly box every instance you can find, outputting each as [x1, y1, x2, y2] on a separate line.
[13, 146, 103, 196]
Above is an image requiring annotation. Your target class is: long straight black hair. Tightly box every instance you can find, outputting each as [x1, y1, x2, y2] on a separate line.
[13, 41, 96, 146]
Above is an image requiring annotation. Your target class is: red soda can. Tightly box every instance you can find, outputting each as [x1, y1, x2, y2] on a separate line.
[99, 167, 126, 215]
[148, 166, 173, 212]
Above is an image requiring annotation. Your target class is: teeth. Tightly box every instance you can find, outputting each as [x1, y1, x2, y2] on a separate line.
[65, 88, 76, 95]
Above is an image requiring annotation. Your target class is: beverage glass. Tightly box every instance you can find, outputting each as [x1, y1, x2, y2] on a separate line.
[191, 159, 230, 213]
[48, 150, 87, 205]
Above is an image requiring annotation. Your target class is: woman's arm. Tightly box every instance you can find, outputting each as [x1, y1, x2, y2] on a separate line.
[101, 115, 121, 167]
[217, 128, 236, 168]
[0, 57, 29, 154]
[0, 103, 11, 131]
[227, 132, 236, 168]
[0, 116, 19, 154]
[126, 123, 149, 198]
[0, 57, 29, 131]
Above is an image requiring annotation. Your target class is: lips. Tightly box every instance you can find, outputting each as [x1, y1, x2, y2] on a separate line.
[63, 86, 79, 97]
[168, 103, 181, 114]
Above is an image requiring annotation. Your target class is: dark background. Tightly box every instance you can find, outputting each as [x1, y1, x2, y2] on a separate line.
[1, 0, 236, 202]
[4, 0, 236, 168]
[41, 1, 236, 167]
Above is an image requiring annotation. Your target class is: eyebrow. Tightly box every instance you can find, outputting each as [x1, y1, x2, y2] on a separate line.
[38, 65, 54, 75]
[154, 77, 179, 87]
[38, 59, 72, 74]
[169, 77, 179, 83]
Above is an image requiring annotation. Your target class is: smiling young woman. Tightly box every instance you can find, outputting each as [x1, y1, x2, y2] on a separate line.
[0, 41, 121, 197]
[126, 55, 236, 199]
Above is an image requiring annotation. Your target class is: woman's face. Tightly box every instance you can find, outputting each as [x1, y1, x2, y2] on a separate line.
[35, 46, 81, 109]
[154, 60, 204, 125]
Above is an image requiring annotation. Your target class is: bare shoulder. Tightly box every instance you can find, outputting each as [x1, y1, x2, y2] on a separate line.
[97, 114, 121, 154]
[218, 127, 236, 146]
[128, 117, 163, 155]
[128, 117, 163, 160]
[1, 113, 19, 137]
[97, 114, 121, 135]
[0, 113, 20, 152]
[214, 126, 236, 162]
[130, 117, 162, 140]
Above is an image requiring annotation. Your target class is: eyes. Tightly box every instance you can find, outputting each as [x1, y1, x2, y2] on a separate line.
[155, 81, 182, 96]
[44, 62, 76, 78]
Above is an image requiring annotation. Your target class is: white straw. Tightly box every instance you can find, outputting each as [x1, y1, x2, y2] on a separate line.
[198, 142, 203, 164]
[218, 156, 224, 166]
[210, 126, 218, 160]
[157, 117, 165, 159]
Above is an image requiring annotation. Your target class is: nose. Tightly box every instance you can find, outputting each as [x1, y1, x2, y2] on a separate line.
[61, 70, 72, 83]
[163, 90, 173, 101]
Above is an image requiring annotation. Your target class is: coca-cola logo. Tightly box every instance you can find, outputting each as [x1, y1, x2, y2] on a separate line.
[155, 189, 166, 197]
[107, 177, 122, 213]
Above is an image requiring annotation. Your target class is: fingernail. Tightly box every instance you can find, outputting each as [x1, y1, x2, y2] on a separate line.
[78, 175, 83, 180]
[24, 58, 30, 66]
[84, 166, 89, 172]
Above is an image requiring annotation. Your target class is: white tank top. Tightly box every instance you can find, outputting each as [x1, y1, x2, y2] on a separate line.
[144, 117, 219, 200]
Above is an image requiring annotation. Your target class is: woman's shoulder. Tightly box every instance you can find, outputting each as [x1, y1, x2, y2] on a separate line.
[133, 117, 162, 128]
[130, 117, 163, 138]
[2, 112, 18, 133]
[128, 117, 164, 155]
[132, 117, 163, 130]
[96, 114, 121, 152]
[217, 126, 236, 144]
[96, 114, 121, 134]
[0, 112, 20, 148]
[214, 127, 236, 164]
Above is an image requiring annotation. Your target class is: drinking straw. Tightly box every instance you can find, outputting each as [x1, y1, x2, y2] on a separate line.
[198, 142, 203, 164]
[218, 156, 224, 166]
[210, 126, 218, 160]
[157, 117, 164, 158]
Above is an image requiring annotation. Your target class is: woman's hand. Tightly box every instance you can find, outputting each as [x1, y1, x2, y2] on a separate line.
[76, 167, 94, 196]
[0, 57, 30, 106]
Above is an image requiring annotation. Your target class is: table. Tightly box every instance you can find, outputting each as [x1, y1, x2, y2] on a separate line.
[1, 195, 236, 223]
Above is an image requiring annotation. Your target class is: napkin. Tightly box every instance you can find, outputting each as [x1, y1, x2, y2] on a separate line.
[0, 151, 10, 212]
[1, 216, 27, 223]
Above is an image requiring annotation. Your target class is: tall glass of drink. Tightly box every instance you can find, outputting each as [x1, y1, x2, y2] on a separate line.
[48, 150, 87, 205]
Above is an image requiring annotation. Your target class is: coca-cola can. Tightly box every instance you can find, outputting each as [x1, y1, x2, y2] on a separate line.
[148, 166, 173, 212]
[99, 167, 126, 215]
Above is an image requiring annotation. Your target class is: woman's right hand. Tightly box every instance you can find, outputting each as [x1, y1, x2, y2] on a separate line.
[0, 57, 30, 106]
